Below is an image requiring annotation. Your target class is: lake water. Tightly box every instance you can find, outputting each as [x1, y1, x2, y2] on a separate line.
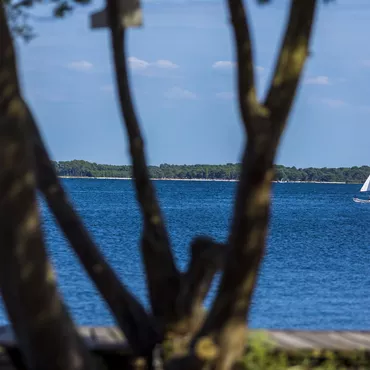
[1, 179, 370, 330]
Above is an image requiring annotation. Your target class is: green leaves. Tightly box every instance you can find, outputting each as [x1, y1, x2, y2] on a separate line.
[52, 0, 91, 18]
[5, 0, 93, 40]
[53, 1, 73, 18]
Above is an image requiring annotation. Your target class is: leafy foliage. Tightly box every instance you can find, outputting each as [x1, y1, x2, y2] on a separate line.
[4, 0, 92, 40]
[238, 333, 369, 370]
[6, 0, 91, 16]
[53, 160, 370, 183]
[5, 0, 336, 41]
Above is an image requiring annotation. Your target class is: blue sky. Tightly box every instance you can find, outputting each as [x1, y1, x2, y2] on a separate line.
[15, 0, 370, 167]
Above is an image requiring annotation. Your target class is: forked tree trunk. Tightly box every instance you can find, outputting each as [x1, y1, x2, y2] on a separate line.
[166, 1, 318, 369]
[0, 0, 319, 369]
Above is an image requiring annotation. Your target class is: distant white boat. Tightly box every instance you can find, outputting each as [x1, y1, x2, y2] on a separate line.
[353, 174, 370, 203]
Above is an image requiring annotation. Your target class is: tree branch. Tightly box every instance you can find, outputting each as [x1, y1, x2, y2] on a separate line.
[0, 3, 95, 368]
[175, 2, 318, 369]
[188, 143, 276, 370]
[106, 0, 181, 326]
[175, 237, 226, 335]
[264, 0, 318, 125]
[227, 0, 267, 134]
[0, 120, 96, 370]
[27, 107, 160, 355]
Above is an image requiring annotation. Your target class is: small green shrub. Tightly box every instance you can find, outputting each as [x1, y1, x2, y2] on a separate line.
[238, 332, 369, 370]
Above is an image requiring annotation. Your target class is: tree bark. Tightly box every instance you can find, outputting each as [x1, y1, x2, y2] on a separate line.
[0, 2, 96, 369]
[0, 0, 319, 368]
[28, 107, 159, 356]
[106, 0, 181, 331]
[174, 237, 225, 335]
[169, 1, 318, 369]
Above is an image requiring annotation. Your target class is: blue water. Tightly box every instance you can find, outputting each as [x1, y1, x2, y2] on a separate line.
[1, 180, 370, 330]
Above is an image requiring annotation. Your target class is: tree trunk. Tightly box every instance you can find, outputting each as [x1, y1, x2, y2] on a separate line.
[0, 2, 95, 369]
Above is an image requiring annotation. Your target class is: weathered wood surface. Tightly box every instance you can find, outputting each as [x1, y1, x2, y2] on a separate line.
[0, 326, 126, 351]
[1, 326, 370, 351]
[0, 326, 130, 370]
[1, 326, 370, 369]
[263, 330, 370, 350]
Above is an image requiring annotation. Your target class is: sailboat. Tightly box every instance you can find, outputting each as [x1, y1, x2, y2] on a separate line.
[353, 174, 370, 203]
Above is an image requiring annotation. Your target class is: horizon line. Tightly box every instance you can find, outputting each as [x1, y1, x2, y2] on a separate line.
[52, 159, 370, 170]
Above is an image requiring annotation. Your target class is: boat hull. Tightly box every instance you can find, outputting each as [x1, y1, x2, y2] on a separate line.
[353, 197, 370, 203]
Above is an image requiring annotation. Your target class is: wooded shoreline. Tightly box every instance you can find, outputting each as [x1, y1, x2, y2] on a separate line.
[54, 160, 368, 183]
[59, 176, 352, 184]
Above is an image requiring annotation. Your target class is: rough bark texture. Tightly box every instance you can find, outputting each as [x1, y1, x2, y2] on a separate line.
[0, 2, 95, 369]
[168, 1, 318, 369]
[106, 0, 181, 332]
[0, 0, 319, 369]
[28, 108, 159, 356]
[174, 237, 225, 335]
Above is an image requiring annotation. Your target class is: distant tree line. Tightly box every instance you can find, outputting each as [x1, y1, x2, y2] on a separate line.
[53, 160, 369, 183]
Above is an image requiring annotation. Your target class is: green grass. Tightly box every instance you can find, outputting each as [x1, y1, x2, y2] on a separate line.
[2, 335, 369, 369]
[238, 332, 369, 370]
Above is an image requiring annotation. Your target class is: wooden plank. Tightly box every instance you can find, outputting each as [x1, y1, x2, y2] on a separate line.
[90, 327, 125, 351]
[325, 332, 364, 350]
[289, 332, 343, 350]
[293, 331, 370, 351]
[0, 326, 370, 354]
[78, 326, 92, 338]
[91, 327, 116, 343]
[78, 326, 95, 348]
[108, 327, 124, 341]
[268, 331, 316, 349]
[343, 332, 370, 349]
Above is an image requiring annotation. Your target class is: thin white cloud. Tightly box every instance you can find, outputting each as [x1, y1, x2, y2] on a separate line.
[165, 87, 197, 100]
[216, 92, 235, 100]
[305, 75, 330, 85]
[66, 60, 93, 72]
[153, 59, 179, 69]
[321, 98, 347, 108]
[212, 60, 236, 70]
[128, 57, 150, 70]
[212, 61, 264, 73]
[128, 57, 179, 71]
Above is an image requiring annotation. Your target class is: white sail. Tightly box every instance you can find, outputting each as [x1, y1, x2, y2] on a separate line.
[360, 175, 370, 192]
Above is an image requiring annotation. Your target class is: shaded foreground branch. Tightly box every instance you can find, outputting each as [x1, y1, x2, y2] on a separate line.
[265, 0, 318, 125]
[106, 0, 181, 329]
[175, 237, 226, 335]
[27, 108, 159, 355]
[167, 1, 319, 369]
[0, 0, 320, 369]
[0, 2, 95, 369]
[229, 0, 267, 134]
